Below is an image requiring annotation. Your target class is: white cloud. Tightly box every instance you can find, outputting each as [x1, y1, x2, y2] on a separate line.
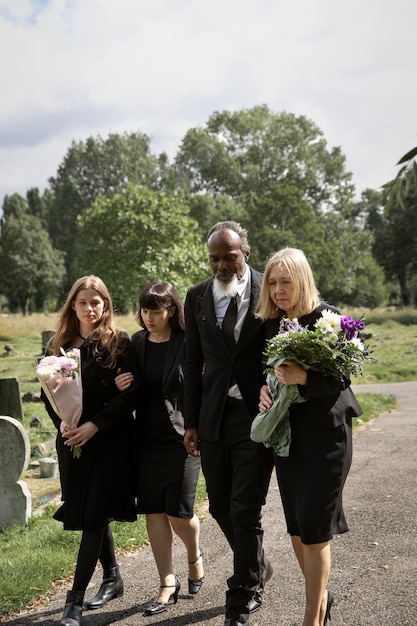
[0, 0, 416, 202]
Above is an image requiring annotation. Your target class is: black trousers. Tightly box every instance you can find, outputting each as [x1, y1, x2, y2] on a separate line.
[200, 398, 274, 618]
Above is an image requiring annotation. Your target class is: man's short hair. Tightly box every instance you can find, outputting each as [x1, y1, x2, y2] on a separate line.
[206, 221, 250, 254]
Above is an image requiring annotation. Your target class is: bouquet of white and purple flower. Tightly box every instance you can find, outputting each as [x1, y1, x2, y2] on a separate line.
[250, 310, 372, 457]
[36, 348, 83, 458]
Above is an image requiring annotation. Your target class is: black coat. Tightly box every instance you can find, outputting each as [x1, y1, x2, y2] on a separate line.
[42, 331, 137, 530]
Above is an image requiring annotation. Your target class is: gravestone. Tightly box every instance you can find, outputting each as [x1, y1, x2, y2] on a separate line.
[0, 377, 23, 421]
[0, 415, 32, 529]
[41, 330, 55, 354]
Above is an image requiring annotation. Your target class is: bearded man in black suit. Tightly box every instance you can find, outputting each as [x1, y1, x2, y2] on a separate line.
[183, 221, 274, 626]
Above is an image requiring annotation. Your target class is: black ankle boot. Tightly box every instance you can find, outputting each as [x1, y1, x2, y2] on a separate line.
[85, 565, 124, 610]
[60, 590, 84, 626]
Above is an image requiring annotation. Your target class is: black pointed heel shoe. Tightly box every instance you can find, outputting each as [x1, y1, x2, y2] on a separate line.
[143, 578, 181, 616]
[324, 589, 334, 625]
[188, 549, 204, 595]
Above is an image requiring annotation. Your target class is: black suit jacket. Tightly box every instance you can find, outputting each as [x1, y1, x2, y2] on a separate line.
[184, 267, 266, 441]
[131, 328, 186, 438]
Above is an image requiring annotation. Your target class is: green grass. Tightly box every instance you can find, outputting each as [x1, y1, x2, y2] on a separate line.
[0, 474, 207, 617]
[353, 319, 417, 383]
[0, 309, 415, 617]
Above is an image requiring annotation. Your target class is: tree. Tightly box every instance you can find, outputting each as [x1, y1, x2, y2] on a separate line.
[174, 105, 385, 307]
[246, 183, 333, 269]
[320, 210, 386, 307]
[175, 105, 355, 214]
[0, 200, 65, 313]
[47, 132, 180, 290]
[361, 149, 417, 306]
[77, 185, 207, 310]
[187, 193, 248, 239]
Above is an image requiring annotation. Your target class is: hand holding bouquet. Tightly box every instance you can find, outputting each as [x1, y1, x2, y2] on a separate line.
[36, 348, 83, 458]
[251, 310, 372, 456]
[265, 311, 370, 379]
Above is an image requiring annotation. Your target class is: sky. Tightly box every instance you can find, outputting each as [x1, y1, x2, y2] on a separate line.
[0, 0, 416, 206]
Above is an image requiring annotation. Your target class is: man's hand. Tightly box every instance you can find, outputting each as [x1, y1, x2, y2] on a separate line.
[258, 384, 273, 412]
[184, 427, 200, 457]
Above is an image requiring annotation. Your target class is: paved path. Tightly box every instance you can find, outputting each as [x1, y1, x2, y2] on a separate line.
[3, 382, 417, 626]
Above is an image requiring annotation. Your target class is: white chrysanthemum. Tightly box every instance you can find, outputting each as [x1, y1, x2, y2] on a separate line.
[315, 309, 341, 335]
[350, 337, 365, 351]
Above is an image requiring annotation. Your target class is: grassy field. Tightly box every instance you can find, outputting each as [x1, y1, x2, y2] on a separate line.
[0, 309, 415, 617]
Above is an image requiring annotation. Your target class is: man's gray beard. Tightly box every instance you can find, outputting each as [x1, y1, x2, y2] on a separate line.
[212, 274, 239, 298]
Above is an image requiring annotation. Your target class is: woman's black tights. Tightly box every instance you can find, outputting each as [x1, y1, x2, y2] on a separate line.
[72, 524, 117, 592]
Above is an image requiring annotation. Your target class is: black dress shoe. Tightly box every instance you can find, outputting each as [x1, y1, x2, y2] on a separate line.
[143, 579, 180, 616]
[324, 589, 334, 625]
[224, 619, 248, 626]
[188, 548, 204, 595]
[85, 566, 123, 610]
[248, 558, 273, 612]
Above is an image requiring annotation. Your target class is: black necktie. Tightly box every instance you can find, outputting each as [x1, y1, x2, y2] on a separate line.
[222, 296, 237, 350]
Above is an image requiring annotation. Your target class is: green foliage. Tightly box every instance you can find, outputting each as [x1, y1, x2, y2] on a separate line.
[175, 104, 355, 211]
[366, 147, 417, 305]
[248, 183, 333, 270]
[77, 185, 207, 306]
[187, 193, 249, 239]
[0, 202, 65, 314]
[2, 113, 415, 312]
[319, 211, 386, 307]
[175, 105, 384, 307]
[47, 132, 178, 289]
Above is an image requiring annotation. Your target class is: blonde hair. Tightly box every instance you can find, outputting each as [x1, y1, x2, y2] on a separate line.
[49, 275, 120, 368]
[256, 248, 321, 320]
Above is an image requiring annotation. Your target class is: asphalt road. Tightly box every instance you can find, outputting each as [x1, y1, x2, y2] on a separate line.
[3, 381, 417, 626]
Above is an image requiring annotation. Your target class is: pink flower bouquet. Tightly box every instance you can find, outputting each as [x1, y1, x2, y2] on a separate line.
[36, 348, 83, 457]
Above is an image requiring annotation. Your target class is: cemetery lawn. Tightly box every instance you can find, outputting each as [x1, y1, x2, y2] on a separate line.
[0, 310, 416, 617]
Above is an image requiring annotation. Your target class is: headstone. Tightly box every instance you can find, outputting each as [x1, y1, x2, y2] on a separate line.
[0, 415, 32, 529]
[0, 377, 23, 421]
[41, 330, 55, 354]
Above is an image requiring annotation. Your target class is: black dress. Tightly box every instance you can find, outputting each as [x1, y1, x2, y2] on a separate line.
[133, 331, 200, 518]
[42, 332, 137, 530]
[268, 304, 363, 544]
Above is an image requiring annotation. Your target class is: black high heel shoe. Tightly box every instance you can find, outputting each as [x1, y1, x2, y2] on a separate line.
[324, 589, 334, 625]
[188, 549, 204, 595]
[143, 578, 181, 616]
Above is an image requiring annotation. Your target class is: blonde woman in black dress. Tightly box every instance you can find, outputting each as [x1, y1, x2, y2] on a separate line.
[256, 249, 362, 626]
[116, 282, 204, 617]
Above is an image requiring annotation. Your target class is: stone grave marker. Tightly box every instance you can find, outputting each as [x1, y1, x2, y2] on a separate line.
[0, 415, 32, 529]
[0, 377, 23, 421]
[41, 330, 55, 354]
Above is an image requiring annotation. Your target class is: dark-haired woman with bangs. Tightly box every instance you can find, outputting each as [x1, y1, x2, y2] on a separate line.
[115, 281, 204, 616]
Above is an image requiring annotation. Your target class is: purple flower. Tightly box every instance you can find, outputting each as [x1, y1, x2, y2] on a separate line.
[355, 319, 365, 332]
[340, 315, 365, 340]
